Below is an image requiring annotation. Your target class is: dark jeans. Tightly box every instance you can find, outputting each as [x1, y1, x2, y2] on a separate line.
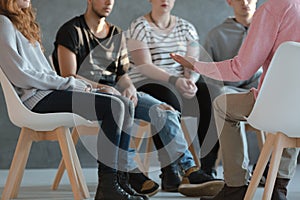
[32, 90, 134, 172]
[135, 79, 220, 171]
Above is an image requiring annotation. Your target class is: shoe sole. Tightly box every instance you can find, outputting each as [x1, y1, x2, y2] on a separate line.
[144, 187, 160, 197]
[161, 186, 178, 192]
[178, 180, 224, 197]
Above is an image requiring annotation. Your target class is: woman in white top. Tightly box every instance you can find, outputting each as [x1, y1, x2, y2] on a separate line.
[126, 0, 222, 196]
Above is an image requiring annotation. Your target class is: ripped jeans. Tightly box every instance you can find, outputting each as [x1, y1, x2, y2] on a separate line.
[122, 92, 195, 171]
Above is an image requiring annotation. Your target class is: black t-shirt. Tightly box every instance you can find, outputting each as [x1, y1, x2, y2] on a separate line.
[52, 15, 129, 85]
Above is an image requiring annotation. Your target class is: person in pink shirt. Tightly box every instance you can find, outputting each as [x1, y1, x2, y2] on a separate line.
[171, 0, 300, 199]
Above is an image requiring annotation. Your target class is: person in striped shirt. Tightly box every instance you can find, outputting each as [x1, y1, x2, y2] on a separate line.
[126, 0, 223, 197]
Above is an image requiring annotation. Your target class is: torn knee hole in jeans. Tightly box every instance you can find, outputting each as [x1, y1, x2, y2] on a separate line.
[154, 104, 180, 118]
[149, 104, 181, 134]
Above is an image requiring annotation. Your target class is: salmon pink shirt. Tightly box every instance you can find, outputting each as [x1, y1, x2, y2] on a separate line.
[195, 0, 300, 98]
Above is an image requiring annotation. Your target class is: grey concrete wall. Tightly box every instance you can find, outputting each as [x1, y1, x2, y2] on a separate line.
[0, 0, 265, 169]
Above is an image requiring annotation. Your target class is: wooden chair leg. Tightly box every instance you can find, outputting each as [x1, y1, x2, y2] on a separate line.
[181, 117, 201, 168]
[67, 130, 90, 199]
[56, 127, 82, 200]
[262, 133, 296, 200]
[52, 128, 80, 190]
[244, 133, 275, 200]
[245, 133, 297, 200]
[1, 128, 33, 200]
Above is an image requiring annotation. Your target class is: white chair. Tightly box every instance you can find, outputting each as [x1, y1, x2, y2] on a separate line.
[0, 67, 97, 200]
[244, 41, 300, 200]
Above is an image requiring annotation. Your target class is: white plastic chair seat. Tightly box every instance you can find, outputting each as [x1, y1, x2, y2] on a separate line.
[244, 41, 300, 200]
[0, 67, 93, 200]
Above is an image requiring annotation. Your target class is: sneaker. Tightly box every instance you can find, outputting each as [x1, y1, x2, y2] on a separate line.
[128, 168, 159, 197]
[178, 167, 224, 197]
[200, 184, 248, 200]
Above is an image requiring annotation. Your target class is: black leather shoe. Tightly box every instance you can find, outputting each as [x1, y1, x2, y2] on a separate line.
[118, 171, 149, 200]
[160, 165, 181, 192]
[200, 184, 248, 200]
[179, 167, 224, 197]
[95, 172, 143, 200]
[128, 168, 159, 197]
[203, 168, 217, 178]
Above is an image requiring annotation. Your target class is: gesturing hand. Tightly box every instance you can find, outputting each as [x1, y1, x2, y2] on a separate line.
[170, 53, 199, 73]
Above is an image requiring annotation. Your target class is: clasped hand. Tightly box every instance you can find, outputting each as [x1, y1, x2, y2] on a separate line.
[175, 77, 197, 99]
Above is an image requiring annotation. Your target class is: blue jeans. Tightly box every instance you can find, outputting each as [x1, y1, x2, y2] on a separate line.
[123, 92, 195, 171]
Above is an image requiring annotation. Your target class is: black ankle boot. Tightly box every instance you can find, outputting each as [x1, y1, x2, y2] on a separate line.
[160, 162, 181, 192]
[95, 172, 144, 200]
[271, 178, 289, 200]
[118, 171, 149, 200]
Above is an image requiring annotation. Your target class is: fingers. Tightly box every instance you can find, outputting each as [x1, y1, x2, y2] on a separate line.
[170, 53, 183, 64]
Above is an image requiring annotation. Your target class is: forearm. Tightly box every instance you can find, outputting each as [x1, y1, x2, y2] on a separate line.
[136, 63, 171, 82]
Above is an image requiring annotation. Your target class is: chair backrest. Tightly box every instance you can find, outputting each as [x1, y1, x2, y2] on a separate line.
[247, 41, 300, 137]
[0, 67, 97, 131]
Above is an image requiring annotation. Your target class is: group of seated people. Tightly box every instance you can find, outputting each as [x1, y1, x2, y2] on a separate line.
[0, 0, 299, 200]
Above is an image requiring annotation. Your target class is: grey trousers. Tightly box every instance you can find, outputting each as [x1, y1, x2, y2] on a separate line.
[213, 90, 299, 186]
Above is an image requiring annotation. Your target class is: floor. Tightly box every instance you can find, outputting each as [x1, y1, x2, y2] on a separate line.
[0, 165, 300, 200]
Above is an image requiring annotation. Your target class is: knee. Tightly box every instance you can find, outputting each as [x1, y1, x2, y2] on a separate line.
[212, 94, 226, 113]
[153, 103, 180, 121]
[149, 103, 180, 132]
